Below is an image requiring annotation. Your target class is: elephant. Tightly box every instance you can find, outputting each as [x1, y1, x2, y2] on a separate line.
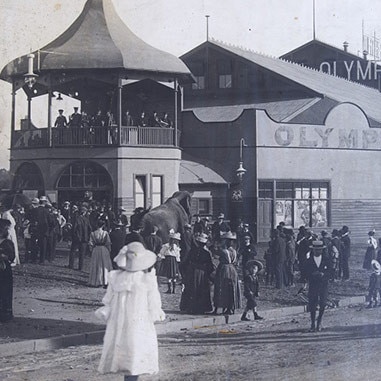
[136, 191, 192, 244]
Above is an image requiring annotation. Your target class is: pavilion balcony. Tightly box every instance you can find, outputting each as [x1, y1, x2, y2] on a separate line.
[11, 125, 179, 149]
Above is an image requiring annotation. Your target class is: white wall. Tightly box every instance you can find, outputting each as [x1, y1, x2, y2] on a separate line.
[256, 106, 381, 200]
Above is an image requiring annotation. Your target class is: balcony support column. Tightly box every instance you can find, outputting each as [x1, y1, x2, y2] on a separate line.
[48, 90, 52, 147]
[27, 96, 32, 130]
[174, 78, 178, 146]
[11, 80, 16, 146]
[117, 77, 122, 145]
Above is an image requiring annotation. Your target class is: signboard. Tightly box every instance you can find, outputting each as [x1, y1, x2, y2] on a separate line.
[257, 108, 381, 151]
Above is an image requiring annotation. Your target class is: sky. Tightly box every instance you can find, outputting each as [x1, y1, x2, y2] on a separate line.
[1, 0, 381, 170]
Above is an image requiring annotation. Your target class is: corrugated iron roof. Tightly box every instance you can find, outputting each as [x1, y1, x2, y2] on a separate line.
[179, 160, 227, 185]
[208, 39, 381, 124]
[1, 0, 191, 82]
[186, 98, 318, 123]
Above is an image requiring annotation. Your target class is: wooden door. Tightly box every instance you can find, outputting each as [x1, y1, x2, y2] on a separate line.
[257, 199, 272, 242]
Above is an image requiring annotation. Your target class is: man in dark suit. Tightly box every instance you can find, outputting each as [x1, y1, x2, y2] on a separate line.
[340, 225, 351, 280]
[34, 196, 53, 264]
[211, 213, 230, 244]
[109, 220, 127, 269]
[304, 240, 333, 332]
[270, 229, 287, 289]
[69, 206, 91, 270]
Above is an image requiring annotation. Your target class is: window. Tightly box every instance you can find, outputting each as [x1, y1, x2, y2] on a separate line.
[57, 161, 110, 189]
[259, 180, 329, 228]
[258, 181, 273, 199]
[219, 74, 232, 88]
[198, 199, 211, 215]
[135, 175, 146, 209]
[151, 175, 163, 208]
[217, 60, 232, 89]
[192, 75, 205, 90]
[190, 61, 205, 90]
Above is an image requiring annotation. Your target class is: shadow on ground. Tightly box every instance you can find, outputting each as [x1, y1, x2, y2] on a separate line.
[0, 316, 104, 344]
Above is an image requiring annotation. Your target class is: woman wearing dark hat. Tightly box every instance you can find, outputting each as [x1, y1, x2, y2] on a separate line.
[363, 230, 377, 270]
[180, 233, 215, 314]
[88, 219, 113, 288]
[212, 232, 241, 315]
[0, 219, 15, 322]
[304, 240, 333, 332]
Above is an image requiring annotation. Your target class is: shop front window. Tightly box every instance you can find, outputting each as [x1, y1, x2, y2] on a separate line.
[259, 180, 329, 228]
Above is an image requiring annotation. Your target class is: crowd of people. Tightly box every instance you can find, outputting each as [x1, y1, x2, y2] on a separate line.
[2, 195, 381, 332]
[54, 107, 173, 130]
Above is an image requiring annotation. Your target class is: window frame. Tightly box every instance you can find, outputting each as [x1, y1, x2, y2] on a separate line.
[134, 174, 147, 209]
[258, 180, 330, 228]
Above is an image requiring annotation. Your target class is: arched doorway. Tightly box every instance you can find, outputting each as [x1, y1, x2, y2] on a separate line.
[56, 161, 113, 206]
[13, 162, 44, 195]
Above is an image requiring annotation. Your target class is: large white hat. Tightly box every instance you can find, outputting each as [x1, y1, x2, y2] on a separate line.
[114, 242, 157, 272]
[196, 233, 209, 243]
[169, 231, 181, 241]
[221, 231, 237, 240]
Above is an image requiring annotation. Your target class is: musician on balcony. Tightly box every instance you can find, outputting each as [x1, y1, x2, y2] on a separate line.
[137, 111, 148, 127]
[54, 109, 68, 128]
[69, 107, 82, 128]
[160, 112, 173, 128]
[123, 110, 134, 126]
[148, 111, 162, 127]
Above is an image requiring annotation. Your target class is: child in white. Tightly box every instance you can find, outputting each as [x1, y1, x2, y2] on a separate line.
[96, 241, 165, 379]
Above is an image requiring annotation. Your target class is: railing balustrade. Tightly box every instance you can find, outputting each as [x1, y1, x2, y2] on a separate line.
[12, 125, 177, 148]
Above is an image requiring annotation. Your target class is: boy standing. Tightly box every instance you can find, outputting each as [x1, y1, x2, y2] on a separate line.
[241, 259, 264, 321]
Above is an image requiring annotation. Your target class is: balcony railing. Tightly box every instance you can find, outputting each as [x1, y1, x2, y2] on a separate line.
[11, 125, 178, 148]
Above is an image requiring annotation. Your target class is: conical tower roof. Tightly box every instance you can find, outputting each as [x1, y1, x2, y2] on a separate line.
[1, 0, 192, 83]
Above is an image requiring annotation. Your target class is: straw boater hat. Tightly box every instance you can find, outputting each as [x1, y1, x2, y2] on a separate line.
[245, 259, 264, 272]
[309, 240, 326, 249]
[31, 197, 40, 205]
[196, 233, 209, 243]
[221, 231, 237, 240]
[114, 242, 156, 272]
[169, 231, 181, 241]
[371, 259, 381, 274]
[217, 213, 225, 219]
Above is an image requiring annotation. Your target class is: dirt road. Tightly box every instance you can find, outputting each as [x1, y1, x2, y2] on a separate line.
[1, 304, 380, 381]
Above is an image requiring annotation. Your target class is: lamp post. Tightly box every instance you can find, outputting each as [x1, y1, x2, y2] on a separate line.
[236, 138, 247, 181]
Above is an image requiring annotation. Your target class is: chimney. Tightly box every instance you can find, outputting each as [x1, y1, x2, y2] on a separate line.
[363, 50, 368, 60]
[343, 41, 349, 52]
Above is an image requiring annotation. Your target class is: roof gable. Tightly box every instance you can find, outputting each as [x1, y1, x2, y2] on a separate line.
[202, 39, 381, 124]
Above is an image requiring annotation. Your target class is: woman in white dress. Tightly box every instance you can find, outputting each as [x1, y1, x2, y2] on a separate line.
[96, 241, 164, 380]
[1, 204, 20, 266]
[88, 219, 113, 287]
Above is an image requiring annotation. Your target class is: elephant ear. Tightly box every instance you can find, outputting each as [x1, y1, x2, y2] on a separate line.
[171, 191, 191, 219]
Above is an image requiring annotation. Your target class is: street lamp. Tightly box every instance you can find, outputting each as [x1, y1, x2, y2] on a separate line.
[236, 138, 247, 181]
[24, 53, 38, 89]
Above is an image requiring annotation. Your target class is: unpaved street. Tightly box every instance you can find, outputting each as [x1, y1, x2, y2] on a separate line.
[1, 304, 380, 381]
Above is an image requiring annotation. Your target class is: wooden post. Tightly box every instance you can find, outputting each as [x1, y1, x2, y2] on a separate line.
[11, 81, 16, 147]
[48, 90, 52, 147]
[117, 77, 122, 145]
[174, 78, 178, 146]
[27, 96, 32, 130]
